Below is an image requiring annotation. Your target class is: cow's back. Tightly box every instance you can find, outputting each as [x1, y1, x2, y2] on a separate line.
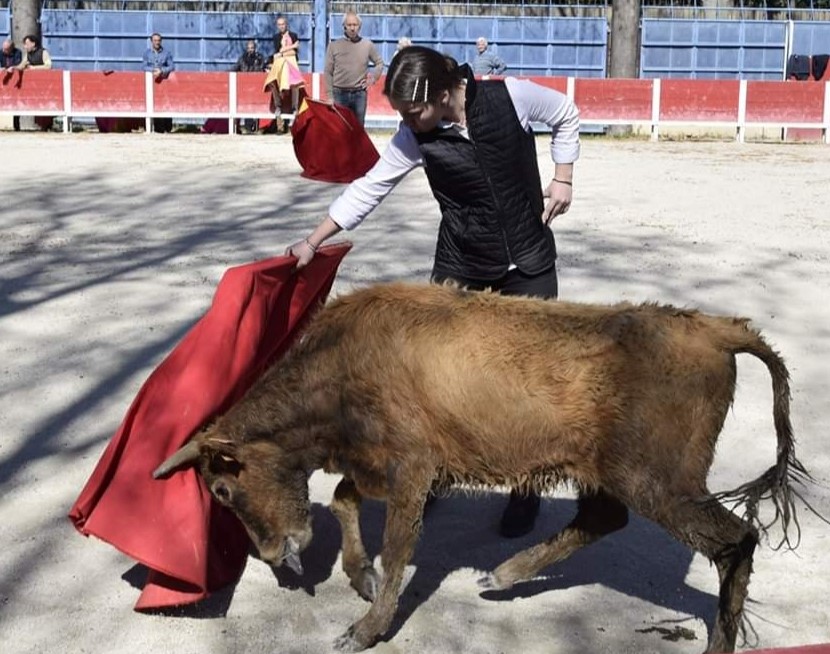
[299, 284, 739, 494]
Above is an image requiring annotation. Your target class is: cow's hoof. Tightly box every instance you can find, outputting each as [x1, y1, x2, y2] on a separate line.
[351, 566, 380, 603]
[333, 627, 368, 653]
[477, 572, 512, 592]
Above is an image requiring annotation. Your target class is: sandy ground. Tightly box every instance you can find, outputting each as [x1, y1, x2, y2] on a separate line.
[1, 131, 829, 654]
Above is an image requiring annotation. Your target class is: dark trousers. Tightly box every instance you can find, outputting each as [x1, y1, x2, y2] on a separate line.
[333, 88, 368, 126]
[434, 264, 557, 519]
[153, 118, 174, 133]
[432, 265, 558, 301]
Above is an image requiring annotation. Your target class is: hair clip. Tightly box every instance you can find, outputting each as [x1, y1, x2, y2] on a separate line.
[423, 79, 429, 103]
[412, 78, 420, 102]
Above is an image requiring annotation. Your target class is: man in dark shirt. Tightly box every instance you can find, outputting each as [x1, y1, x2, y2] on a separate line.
[234, 39, 266, 132]
[3, 38, 24, 130]
[234, 39, 265, 73]
[2, 38, 23, 71]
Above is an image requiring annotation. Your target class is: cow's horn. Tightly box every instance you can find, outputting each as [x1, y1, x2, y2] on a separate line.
[152, 441, 201, 479]
[283, 536, 304, 576]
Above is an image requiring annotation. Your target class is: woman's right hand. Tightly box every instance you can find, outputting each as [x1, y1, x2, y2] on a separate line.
[285, 238, 317, 269]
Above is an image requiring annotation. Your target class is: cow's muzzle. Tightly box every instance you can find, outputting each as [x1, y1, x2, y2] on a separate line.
[260, 535, 304, 575]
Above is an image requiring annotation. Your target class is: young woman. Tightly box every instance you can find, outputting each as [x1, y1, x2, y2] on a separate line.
[287, 45, 580, 538]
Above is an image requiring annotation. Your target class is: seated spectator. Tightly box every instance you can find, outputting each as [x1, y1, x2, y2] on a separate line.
[233, 39, 266, 133]
[1, 37, 23, 130]
[142, 33, 175, 133]
[17, 34, 52, 70]
[234, 39, 265, 73]
[472, 36, 506, 76]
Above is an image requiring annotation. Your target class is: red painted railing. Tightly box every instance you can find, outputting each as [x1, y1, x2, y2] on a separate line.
[1, 69, 828, 143]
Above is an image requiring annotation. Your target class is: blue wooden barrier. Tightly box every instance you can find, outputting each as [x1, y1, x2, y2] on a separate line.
[2, 3, 828, 81]
[641, 18, 788, 80]
[328, 12, 608, 77]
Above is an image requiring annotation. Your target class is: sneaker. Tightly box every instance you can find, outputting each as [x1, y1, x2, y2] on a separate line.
[499, 490, 540, 538]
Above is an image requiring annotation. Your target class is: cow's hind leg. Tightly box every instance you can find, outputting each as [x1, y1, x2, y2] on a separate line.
[329, 477, 381, 602]
[655, 497, 758, 654]
[481, 489, 629, 591]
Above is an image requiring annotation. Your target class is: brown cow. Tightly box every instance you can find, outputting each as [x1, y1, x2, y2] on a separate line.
[154, 282, 817, 653]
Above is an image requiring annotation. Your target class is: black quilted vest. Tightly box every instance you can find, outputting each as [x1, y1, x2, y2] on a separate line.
[27, 47, 46, 66]
[415, 69, 556, 281]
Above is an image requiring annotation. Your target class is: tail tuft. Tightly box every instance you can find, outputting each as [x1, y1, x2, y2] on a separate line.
[705, 329, 827, 549]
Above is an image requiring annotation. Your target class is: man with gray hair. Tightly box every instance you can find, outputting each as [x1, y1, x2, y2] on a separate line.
[324, 12, 384, 125]
[472, 36, 507, 76]
[2, 38, 23, 130]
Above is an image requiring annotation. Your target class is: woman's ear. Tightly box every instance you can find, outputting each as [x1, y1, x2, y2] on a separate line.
[439, 90, 450, 107]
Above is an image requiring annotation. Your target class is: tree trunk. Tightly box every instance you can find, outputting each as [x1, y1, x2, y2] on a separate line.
[700, 0, 733, 20]
[12, 0, 41, 43]
[608, 0, 641, 136]
[12, 0, 42, 131]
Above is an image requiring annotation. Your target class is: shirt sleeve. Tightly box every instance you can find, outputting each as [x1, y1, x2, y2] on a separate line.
[324, 44, 335, 98]
[505, 76, 580, 164]
[369, 42, 384, 78]
[494, 55, 507, 75]
[328, 126, 423, 230]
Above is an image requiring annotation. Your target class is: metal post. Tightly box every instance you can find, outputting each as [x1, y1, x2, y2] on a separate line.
[312, 0, 328, 72]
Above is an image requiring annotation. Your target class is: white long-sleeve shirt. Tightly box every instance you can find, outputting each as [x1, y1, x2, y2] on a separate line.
[329, 76, 580, 231]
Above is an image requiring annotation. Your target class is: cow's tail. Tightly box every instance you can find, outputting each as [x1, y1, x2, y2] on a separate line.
[706, 318, 826, 550]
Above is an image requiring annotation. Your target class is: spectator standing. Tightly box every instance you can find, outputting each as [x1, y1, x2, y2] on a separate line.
[17, 35, 52, 70]
[142, 32, 174, 80]
[324, 12, 384, 126]
[394, 36, 412, 58]
[2, 38, 22, 71]
[265, 15, 304, 131]
[2, 38, 23, 130]
[142, 33, 175, 133]
[286, 46, 579, 538]
[271, 15, 300, 68]
[13, 36, 54, 130]
[472, 36, 506, 76]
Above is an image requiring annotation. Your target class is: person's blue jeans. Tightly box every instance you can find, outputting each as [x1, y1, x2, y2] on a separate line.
[333, 88, 368, 126]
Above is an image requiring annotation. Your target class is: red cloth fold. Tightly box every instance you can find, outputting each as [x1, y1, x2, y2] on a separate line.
[68, 243, 352, 610]
[290, 98, 380, 183]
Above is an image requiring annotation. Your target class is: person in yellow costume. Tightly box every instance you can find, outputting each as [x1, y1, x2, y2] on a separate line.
[263, 15, 305, 130]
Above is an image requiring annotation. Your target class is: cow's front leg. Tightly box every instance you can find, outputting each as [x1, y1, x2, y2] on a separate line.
[333, 455, 436, 652]
[329, 477, 380, 602]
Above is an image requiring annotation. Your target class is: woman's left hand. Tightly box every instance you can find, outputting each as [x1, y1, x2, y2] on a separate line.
[541, 178, 572, 225]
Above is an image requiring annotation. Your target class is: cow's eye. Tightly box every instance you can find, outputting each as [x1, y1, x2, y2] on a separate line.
[211, 480, 233, 504]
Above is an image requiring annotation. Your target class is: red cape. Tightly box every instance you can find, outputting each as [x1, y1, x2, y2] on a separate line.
[68, 243, 352, 610]
[290, 98, 380, 183]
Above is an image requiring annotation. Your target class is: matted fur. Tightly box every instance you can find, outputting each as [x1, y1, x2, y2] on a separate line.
[157, 281, 820, 654]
